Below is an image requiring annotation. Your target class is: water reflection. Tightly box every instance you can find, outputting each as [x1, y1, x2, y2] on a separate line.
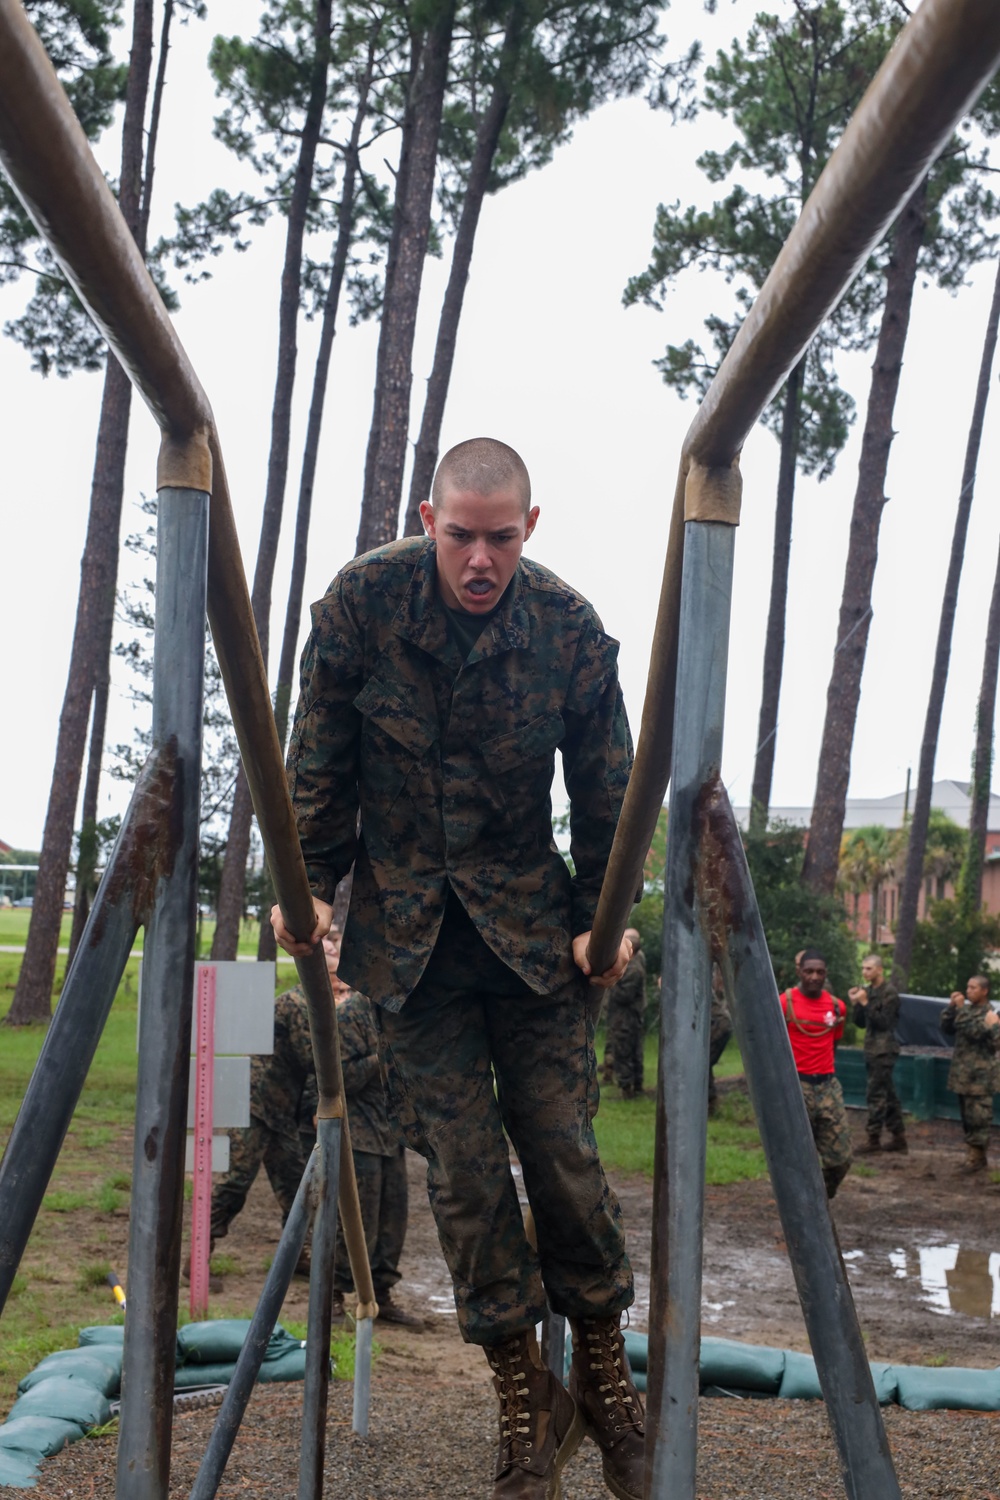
[886, 1243, 1000, 1319]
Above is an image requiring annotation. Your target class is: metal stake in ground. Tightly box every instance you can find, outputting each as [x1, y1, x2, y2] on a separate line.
[115, 486, 208, 1500]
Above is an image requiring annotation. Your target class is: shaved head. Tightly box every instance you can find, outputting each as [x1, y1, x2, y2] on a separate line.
[432, 436, 531, 513]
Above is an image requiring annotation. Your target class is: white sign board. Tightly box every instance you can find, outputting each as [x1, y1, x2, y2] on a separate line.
[185, 1134, 230, 1173]
[137, 960, 276, 1056]
[186, 1056, 251, 1128]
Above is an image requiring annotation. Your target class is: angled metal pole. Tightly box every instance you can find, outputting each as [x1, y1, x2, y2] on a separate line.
[699, 781, 901, 1500]
[645, 520, 734, 1498]
[299, 1113, 342, 1500]
[190, 1150, 318, 1500]
[115, 486, 208, 1500]
[0, 747, 182, 1310]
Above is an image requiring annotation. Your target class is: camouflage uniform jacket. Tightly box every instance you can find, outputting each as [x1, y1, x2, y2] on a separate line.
[301, 991, 396, 1154]
[940, 1002, 1000, 1095]
[852, 980, 901, 1058]
[614, 951, 646, 1014]
[249, 986, 315, 1138]
[287, 536, 633, 1010]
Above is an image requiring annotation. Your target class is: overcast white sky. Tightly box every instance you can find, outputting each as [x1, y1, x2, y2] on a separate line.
[3, 0, 1000, 852]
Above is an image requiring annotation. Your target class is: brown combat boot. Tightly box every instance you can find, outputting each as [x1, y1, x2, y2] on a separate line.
[855, 1132, 882, 1156]
[486, 1330, 583, 1498]
[960, 1144, 988, 1174]
[883, 1132, 908, 1155]
[569, 1317, 645, 1500]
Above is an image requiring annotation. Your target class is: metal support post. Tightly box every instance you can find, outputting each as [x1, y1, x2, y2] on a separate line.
[541, 1313, 567, 1382]
[698, 781, 901, 1500]
[299, 1114, 343, 1500]
[115, 487, 208, 1500]
[645, 521, 734, 1498]
[190, 1150, 318, 1500]
[353, 1316, 373, 1437]
[0, 751, 177, 1310]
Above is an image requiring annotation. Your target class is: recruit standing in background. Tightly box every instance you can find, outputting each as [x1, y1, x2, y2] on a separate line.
[940, 974, 1000, 1174]
[849, 953, 907, 1155]
[780, 949, 853, 1199]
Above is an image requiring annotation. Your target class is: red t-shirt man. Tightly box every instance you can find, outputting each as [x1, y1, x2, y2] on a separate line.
[780, 985, 846, 1074]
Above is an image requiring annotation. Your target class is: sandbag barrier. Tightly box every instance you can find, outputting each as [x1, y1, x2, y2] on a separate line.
[619, 1331, 1000, 1413]
[0, 1321, 312, 1489]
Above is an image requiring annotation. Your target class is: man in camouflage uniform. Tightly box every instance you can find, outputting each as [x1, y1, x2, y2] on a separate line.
[707, 967, 733, 1116]
[273, 437, 643, 1500]
[608, 928, 646, 1097]
[780, 950, 852, 1199]
[301, 936, 418, 1326]
[940, 974, 1000, 1173]
[849, 953, 906, 1154]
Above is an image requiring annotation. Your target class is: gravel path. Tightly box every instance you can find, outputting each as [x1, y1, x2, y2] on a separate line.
[32, 1364, 1000, 1498]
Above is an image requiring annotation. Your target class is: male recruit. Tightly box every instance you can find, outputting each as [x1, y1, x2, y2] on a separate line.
[272, 438, 643, 1500]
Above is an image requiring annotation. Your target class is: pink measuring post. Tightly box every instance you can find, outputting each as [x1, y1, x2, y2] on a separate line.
[190, 963, 216, 1319]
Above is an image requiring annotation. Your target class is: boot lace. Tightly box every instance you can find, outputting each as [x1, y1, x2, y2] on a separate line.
[488, 1339, 535, 1468]
[582, 1323, 644, 1436]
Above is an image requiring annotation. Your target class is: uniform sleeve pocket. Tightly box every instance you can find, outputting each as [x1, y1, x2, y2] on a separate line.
[481, 710, 564, 774]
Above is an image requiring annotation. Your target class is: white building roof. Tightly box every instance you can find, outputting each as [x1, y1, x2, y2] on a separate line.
[733, 778, 1000, 832]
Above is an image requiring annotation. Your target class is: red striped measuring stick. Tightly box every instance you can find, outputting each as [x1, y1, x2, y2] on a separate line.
[190, 963, 216, 1318]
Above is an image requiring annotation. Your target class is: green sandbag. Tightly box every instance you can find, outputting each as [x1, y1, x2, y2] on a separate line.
[894, 1364, 1000, 1412]
[263, 1330, 306, 1363]
[0, 1447, 41, 1487]
[78, 1325, 125, 1347]
[19, 1349, 122, 1398]
[622, 1331, 647, 1373]
[0, 1416, 84, 1457]
[257, 1346, 309, 1383]
[868, 1363, 898, 1405]
[6, 1377, 111, 1431]
[777, 1351, 822, 1401]
[173, 1362, 237, 1390]
[699, 1337, 785, 1395]
[177, 1319, 292, 1366]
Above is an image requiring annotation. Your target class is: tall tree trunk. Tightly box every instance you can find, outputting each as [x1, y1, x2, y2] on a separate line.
[962, 535, 1000, 918]
[257, 38, 377, 964]
[356, 0, 456, 554]
[7, 0, 155, 1024]
[68, 0, 174, 965]
[211, 0, 333, 961]
[748, 358, 804, 833]
[802, 180, 928, 895]
[892, 257, 1000, 983]
[402, 4, 523, 534]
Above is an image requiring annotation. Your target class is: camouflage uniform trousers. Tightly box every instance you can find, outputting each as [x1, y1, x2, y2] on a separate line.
[798, 1076, 853, 1173]
[958, 1093, 995, 1149]
[210, 1116, 310, 1243]
[332, 1145, 408, 1300]
[374, 972, 633, 1346]
[608, 1001, 644, 1093]
[865, 1053, 904, 1137]
[708, 1004, 733, 1110]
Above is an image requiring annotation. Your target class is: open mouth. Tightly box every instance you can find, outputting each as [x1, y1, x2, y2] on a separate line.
[466, 579, 493, 597]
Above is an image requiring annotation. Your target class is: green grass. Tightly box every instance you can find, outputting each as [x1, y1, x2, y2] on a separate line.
[0, 910, 295, 965]
[78, 1261, 114, 1290]
[593, 1036, 767, 1184]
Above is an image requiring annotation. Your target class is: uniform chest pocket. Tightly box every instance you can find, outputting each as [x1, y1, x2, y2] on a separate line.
[481, 710, 564, 775]
[354, 678, 437, 757]
[354, 678, 438, 816]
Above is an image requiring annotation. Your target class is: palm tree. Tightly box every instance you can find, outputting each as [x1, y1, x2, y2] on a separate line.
[838, 824, 901, 950]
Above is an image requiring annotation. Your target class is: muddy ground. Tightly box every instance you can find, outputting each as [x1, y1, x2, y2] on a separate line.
[17, 1092, 1000, 1496]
